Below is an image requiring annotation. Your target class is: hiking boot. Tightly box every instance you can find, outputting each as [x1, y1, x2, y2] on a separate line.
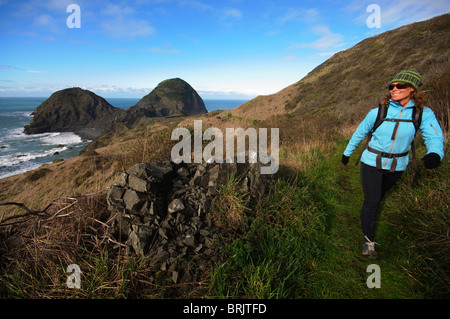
[362, 236, 378, 259]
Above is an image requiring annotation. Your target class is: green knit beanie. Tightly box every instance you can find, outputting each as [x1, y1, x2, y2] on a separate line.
[390, 69, 422, 90]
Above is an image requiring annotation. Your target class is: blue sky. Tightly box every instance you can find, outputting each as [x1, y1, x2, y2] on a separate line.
[1, 0, 449, 99]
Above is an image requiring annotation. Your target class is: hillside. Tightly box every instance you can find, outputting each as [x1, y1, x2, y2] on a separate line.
[232, 13, 450, 140]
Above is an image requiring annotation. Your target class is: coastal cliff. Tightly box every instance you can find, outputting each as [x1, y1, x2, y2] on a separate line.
[23, 87, 125, 140]
[24, 78, 208, 139]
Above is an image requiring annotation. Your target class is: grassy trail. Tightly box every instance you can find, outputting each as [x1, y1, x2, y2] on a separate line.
[304, 142, 422, 298]
[208, 140, 436, 299]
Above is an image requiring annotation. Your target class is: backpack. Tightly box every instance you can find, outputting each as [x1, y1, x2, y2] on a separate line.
[355, 102, 423, 172]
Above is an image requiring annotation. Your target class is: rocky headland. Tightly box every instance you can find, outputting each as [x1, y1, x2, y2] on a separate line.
[123, 78, 207, 124]
[23, 78, 208, 140]
[23, 87, 124, 140]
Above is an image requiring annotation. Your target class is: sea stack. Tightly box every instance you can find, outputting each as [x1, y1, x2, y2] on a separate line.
[24, 78, 208, 139]
[23, 87, 124, 140]
[124, 78, 207, 124]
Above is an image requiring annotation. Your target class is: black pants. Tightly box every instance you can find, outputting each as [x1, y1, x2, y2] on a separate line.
[360, 163, 403, 242]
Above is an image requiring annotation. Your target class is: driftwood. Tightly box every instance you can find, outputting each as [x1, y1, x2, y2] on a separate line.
[0, 197, 79, 227]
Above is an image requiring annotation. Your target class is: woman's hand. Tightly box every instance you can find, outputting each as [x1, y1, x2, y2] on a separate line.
[422, 152, 441, 169]
[342, 155, 350, 165]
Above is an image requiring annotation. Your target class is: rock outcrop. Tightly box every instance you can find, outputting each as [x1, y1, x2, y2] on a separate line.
[24, 78, 207, 139]
[123, 78, 207, 124]
[23, 87, 125, 140]
[106, 159, 273, 284]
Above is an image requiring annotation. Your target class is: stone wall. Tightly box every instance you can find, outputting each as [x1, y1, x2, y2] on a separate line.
[106, 159, 273, 284]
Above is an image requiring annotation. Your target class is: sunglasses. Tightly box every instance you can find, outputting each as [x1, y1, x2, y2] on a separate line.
[388, 83, 410, 90]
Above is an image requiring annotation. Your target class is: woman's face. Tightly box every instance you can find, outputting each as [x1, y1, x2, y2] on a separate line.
[389, 82, 415, 105]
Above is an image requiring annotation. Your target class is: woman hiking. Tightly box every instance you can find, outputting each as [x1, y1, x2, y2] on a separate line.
[341, 69, 445, 259]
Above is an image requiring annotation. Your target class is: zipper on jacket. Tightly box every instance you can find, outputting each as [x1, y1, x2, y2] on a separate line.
[383, 105, 406, 169]
[430, 123, 439, 136]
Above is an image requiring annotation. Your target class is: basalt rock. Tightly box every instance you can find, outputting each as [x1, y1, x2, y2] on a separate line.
[121, 78, 207, 125]
[23, 87, 125, 140]
[106, 158, 274, 284]
[23, 78, 207, 139]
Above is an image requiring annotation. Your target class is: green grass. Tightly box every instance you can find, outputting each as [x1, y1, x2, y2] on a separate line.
[209, 175, 328, 298]
[207, 138, 449, 299]
[208, 150, 330, 299]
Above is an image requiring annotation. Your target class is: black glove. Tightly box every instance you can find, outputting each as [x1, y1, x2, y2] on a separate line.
[342, 155, 349, 165]
[422, 152, 441, 169]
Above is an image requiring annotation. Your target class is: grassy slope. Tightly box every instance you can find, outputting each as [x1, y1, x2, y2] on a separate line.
[208, 136, 448, 299]
[303, 140, 419, 299]
[2, 133, 447, 299]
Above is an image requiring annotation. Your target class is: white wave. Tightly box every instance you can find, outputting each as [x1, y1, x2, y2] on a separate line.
[0, 111, 33, 118]
[5, 128, 42, 141]
[0, 162, 42, 179]
[40, 132, 83, 145]
[0, 146, 67, 167]
[3, 130, 83, 145]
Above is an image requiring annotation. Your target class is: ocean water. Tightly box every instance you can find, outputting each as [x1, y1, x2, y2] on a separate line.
[0, 97, 247, 179]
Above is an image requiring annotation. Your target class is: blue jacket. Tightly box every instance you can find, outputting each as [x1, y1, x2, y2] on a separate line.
[344, 99, 445, 171]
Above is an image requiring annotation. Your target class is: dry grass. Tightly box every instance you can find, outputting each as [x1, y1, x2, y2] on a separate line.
[0, 191, 170, 298]
[0, 154, 120, 221]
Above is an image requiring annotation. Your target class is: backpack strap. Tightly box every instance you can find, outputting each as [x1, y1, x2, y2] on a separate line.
[410, 106, 422, 171]
[373, 103, 388, 132]
[412, 105, 422, 135]
[367, 147, 409, 172]
[355, 103, 387, 166]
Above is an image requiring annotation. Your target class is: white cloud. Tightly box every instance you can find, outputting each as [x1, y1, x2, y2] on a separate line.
[33, 14, 55, 26]
[0, 65, 43, 74]
[179, 0, 214, 12]
[380, 0, 450, 26]
[223, 8, 242, 20]
[101, 4, 134, 16]
[44, 0, 77, 11]
[277, 8, 319, 25]
[291, 25, 346, 50]
[82, 85, 154, 98]
[100, 4, 155, 39]
[101, 18, 155, 39]
[32, 13, 63, 34]
[282, 55, 295, 61]
[197, 89, 260, 100]
[220, 8, 243, 27]
[141, 47, 181, 54]
[346, 0, 450, 29]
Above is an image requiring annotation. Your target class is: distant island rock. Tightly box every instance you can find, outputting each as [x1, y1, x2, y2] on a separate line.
[24, 78, 207, 139]
[123, 78, 207, 124]
[24, 87, 125, 140]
